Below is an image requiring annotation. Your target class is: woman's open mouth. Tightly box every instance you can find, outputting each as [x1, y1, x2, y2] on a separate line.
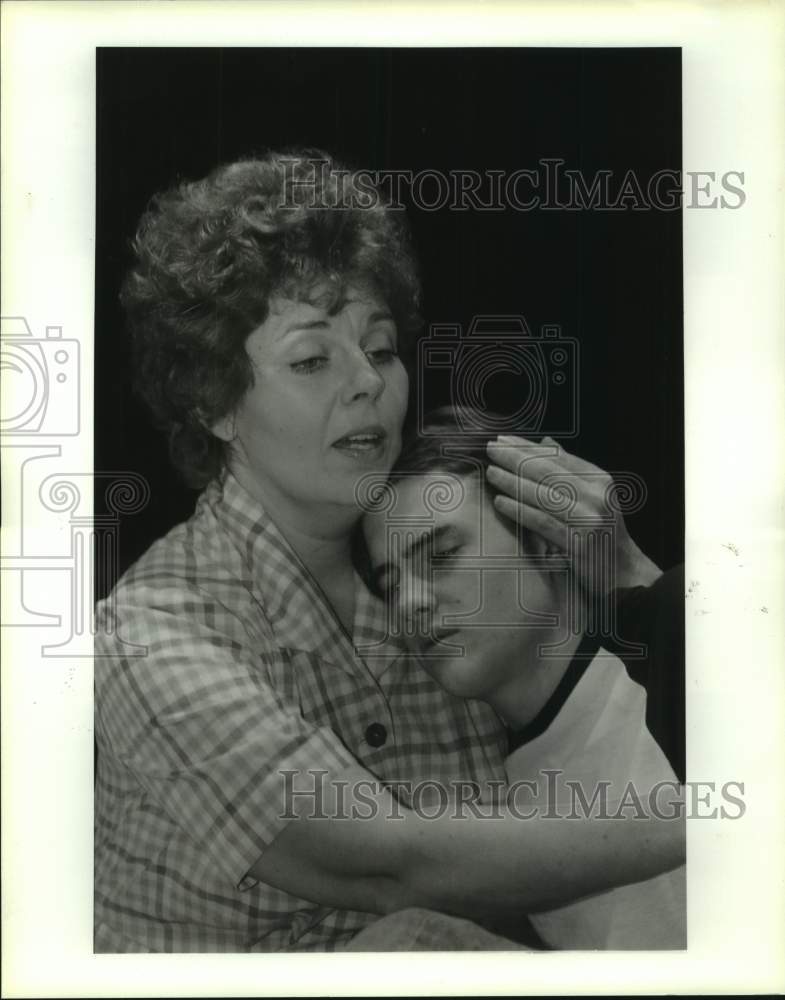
[332, 427, 387, 458]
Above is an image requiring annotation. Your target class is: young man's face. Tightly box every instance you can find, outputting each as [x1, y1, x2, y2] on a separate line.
[363, 471, 571, 723]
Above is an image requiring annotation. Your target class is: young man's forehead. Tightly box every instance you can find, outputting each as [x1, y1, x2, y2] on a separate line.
[387, 471, 481, 519]
[364, 471, 469, 550]
[363, 473, 484, 569]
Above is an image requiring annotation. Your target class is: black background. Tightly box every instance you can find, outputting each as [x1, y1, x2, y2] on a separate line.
[95, 48, 683, 597]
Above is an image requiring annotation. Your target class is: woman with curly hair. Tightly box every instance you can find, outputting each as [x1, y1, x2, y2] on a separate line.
[94, 150, 684, 952]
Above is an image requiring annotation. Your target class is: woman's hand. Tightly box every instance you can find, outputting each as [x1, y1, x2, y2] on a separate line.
[486, 435, 662, 595]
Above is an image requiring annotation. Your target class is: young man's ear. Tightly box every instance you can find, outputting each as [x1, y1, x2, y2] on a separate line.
[521, 527, 565, 567]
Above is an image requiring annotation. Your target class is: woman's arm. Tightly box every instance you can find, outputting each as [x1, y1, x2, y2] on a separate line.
[250, 761, 686, 922]
[99, 566, 683, 926]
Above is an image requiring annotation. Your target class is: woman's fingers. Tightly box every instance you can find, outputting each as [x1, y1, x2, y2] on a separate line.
[486, 462, 576, 517]
[487, 458, 608, 527]
[486, 439, 563, 481]
[488, 437, 659, 597]
[492, 494, 567, 551]
[487, 439, 614, 524]
[494, 434, 600, 475]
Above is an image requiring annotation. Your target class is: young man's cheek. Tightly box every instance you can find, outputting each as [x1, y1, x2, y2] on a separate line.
[434, 568, 483, 617]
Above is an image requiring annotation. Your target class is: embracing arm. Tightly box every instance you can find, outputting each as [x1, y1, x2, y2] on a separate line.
[98, 573, 683, 926]
[250, 762, 685, 921]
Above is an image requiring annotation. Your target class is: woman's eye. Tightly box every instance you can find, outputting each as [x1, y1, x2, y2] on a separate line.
[365, 347, 398, 366]
[290, 356, 327, 374]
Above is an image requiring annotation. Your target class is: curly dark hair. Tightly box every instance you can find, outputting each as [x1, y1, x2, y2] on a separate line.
[121, 149, 422, 487]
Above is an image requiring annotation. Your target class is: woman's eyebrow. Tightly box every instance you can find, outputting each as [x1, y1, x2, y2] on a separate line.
[278, 311, 393, 341]
[278, 318, 330, 339]
[367, 310, 395, 324]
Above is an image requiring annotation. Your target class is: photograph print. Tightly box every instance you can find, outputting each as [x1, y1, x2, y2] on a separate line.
[93, 46, 687, 953]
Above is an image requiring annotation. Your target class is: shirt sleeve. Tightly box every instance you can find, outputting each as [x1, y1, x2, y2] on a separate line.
[94, 579, 359, 890]
[607, 564, 685, 782]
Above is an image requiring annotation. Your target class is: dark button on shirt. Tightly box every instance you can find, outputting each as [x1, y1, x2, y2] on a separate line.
[364, 722, 387, 748]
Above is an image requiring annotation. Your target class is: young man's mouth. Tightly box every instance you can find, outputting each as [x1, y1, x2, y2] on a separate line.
[418, 627, 463, 655]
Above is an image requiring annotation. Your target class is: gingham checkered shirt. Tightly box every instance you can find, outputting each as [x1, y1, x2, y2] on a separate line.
[94, 472, 509, 952]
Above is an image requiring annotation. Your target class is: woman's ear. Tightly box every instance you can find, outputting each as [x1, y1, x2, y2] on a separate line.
[210, 411, 237, 444]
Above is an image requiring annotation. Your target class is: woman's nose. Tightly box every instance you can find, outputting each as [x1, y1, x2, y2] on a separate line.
[342, 349, 385, 403]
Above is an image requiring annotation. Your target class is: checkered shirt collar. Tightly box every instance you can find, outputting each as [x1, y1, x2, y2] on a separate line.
[207, 472, 404, 674]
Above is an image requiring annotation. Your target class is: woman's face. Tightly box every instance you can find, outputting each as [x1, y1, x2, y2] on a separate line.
[214, 286, 409, 517]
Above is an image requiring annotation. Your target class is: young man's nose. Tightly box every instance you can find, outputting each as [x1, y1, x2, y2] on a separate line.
[399, 576, 437, 638]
